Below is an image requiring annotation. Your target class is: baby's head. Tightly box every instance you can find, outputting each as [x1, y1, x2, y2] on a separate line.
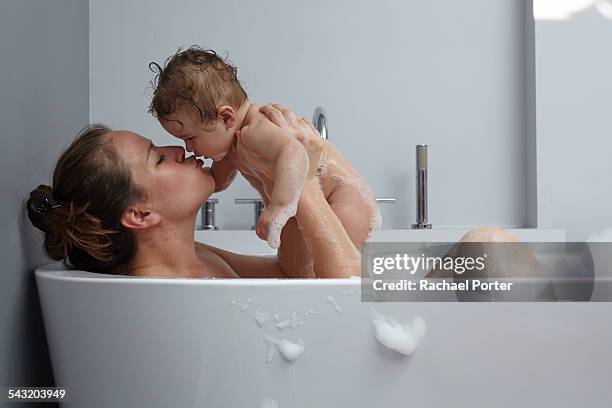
[149, 46, 247, 160]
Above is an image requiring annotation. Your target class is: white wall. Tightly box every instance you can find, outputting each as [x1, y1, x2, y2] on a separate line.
[90, 0, 529, 230]
[534, 0, 612, 240]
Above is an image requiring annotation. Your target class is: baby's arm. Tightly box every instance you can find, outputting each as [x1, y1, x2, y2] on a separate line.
[210, 157, 238, 193]
[240, 119, 309, 248]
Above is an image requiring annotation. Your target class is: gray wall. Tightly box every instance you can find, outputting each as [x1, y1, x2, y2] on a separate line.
[534, 1, 612, 240]
[0, 0, 89, 403]
[90, 0, 529, 230]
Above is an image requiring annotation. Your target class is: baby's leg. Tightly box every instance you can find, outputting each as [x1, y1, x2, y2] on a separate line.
[328, 183, 380, 250]
[329, 199, 375, 250]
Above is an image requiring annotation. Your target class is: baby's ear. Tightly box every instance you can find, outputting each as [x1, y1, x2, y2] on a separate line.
[217, 105, 236, 129]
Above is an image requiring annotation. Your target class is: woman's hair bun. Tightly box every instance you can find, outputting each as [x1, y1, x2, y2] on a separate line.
[27, 185, 60, 232]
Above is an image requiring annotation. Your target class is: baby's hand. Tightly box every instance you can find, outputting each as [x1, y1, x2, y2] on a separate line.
[256, 203, 296, 249]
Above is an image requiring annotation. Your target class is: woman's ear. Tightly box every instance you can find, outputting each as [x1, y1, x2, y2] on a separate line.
[120, 205, 161, 231]
[217, 105, 236, 129]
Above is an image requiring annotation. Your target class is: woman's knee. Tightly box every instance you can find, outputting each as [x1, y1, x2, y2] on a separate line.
[460, 226, 520, 243]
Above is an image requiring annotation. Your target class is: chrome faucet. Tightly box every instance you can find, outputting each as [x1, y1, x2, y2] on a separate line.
[199, 198, 219, 230]
[235, 198, 265, 230]
[412, 145, 432, 229]
[313, 107, 328, 140]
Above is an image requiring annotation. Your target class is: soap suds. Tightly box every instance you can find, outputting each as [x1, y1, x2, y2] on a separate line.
[231, 300, 250, 312]
[326, 295, 343, 314]
[276, 311, 299, 330]
[264, 334, 276, 363]
[254, 310, 271, 327]
[263, 334, 304, 363]
[276, 338, 305, 362]
[369, 307, 425, 356]
[260, 398, 279, 408]
[303, 310, 319, 317]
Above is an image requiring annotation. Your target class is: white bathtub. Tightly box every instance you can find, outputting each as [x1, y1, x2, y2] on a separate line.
[35, 229, 612, 407]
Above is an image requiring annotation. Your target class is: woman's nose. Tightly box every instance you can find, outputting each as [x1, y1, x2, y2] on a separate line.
[160, 146, 186, 162]
[185, 140, 194, 154]
[173, 147, 186, 162]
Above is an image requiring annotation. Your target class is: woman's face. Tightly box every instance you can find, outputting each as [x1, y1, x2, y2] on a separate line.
[108, 130, 215, 223]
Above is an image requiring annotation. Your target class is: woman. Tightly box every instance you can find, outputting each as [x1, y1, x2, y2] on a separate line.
[27, 105, 360, 278]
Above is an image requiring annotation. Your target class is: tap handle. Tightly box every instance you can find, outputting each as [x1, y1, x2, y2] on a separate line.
[234, 198, 263, 205]
[199, 198, 219, 230]
[376, 198, 396, 204]
[235, 198, 265, 230]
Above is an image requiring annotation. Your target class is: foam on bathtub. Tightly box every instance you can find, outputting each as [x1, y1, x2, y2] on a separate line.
[264, 334, 276, 363]
[369, 307, 425, 356]
[276, 338, 304, 362]
[275, 311, 299, 330]
[260, 397, 279, 408]
[231, 299, 251, 312]
[263, 334, 304, 363]
[304, 309, 319, 318]
[326, 296, 343, 314]
[254, 310, 271, 327]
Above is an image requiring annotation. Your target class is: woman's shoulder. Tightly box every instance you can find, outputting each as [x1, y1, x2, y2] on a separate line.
[195, 242, 241, 278]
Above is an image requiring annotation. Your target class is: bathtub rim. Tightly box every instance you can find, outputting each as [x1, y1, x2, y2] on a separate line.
[34, 262, 362, 287]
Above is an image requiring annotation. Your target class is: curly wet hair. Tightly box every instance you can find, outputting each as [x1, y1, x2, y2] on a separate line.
[148, 46, 248, 130]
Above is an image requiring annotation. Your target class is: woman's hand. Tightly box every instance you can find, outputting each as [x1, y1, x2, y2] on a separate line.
[259, 104, 324, 180]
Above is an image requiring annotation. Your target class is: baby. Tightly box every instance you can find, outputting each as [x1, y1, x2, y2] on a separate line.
[149, 46, 380, 261]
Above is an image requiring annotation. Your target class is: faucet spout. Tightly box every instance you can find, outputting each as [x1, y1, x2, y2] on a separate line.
[312, 107, 328, 140]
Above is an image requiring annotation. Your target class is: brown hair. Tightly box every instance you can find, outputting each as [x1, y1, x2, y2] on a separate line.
[26, 124, 144, 275]
[148, 46, 248, 130]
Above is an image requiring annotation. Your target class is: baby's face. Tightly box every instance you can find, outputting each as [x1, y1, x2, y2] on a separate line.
[160, 106, 235, 161]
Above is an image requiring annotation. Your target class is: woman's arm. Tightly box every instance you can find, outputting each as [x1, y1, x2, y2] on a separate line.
[296, 179, 361, 278]
[199, 242, 289, 278]
[205, 178, 360, 279]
